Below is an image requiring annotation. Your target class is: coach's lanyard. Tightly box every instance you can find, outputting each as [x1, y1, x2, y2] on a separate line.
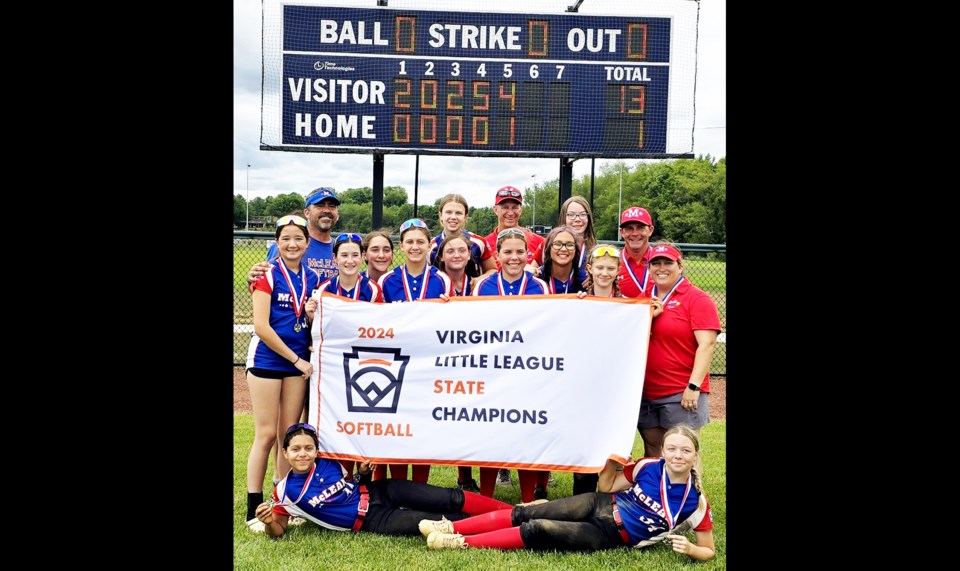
[659, 467, 692, 529]
[621, 249, 649, 293]
[651, 276, 685, 305]
[401, 265, 430, 301]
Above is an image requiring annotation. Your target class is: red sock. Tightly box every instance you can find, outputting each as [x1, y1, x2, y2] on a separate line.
[340, 460, 356, 476]
[518, 469, 538, 503]
[461, 492, 512, 514]
[452, 509, 513, 534]
[412, 465, 430, 483]
[536, 470, 549, 488]
[389, 464, 408, 480]
[374, 464, 387, 481]
[463, 527, 526, 550]
[479, 467, 499, 497]
[458, 466, 473, 482]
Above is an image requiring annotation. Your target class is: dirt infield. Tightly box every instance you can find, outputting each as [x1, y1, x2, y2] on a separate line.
[233, 367, 726, 421]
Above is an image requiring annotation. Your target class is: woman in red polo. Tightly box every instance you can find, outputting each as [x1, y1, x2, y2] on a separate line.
[637, 242, 722, 458]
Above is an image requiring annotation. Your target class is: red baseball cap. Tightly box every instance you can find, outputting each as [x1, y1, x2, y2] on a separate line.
[649, 244, 682, 262]
[619, 206, 653, 227]
[494, 185, 523, 205]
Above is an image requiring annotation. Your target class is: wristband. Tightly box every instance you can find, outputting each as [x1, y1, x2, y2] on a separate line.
[293, 357, 300, 365]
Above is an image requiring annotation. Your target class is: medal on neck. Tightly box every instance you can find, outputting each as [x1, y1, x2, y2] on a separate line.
[497, 271, 527, 296]
[652, 275, 685, 305]
[401, 265, 430, 301]
[621, 249, 649, 293]
[277, 261, 308, 332]
[336, 276, 362, 300]
[659, 464, 692, 529]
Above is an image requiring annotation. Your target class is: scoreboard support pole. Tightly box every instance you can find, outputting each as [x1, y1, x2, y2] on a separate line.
[372, 153, 385, 229]
[558, 157, 575, 207]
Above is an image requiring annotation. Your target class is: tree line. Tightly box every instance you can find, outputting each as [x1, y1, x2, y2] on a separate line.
[234, 155, 725, 244]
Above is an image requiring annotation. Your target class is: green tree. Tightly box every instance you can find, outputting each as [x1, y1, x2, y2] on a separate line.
[340, 187, 373, 205]
[384, 186, 409, 207]
[234, 194, 247, 226]
[249, 197, 268, 218]
[468, 206, 497, 236]
[266, 192, 306, 217]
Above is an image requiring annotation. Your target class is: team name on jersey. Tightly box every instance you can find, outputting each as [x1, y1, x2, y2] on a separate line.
[307, 478, 351, 506]
[631, 490, 667, 520]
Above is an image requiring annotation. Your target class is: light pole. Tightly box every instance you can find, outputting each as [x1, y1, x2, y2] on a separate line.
[616, 163, 623, 241]
[531, 173, 537, 229]
[245, 164, 251, 230]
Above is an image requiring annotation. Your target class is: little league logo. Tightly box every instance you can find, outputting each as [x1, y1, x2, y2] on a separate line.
[343, 347, 410, 413]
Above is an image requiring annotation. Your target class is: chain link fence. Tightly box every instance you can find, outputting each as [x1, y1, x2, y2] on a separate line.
[233, 231, 726, 375]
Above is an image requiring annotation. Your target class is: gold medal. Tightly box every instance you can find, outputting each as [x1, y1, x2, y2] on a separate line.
[294, 322, 302, 333]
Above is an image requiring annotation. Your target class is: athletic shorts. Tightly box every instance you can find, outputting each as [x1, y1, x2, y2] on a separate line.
[636, 391, 709, 430]
[246, 367, 299, 380]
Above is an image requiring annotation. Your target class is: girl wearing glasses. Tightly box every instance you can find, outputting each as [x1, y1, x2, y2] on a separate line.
[429, 194, 497, 278]
[252, 423, 514, 537]
[471, 228, 549, 503]
[377, 219, 453, 484]
[361, 230, 395, 283]
[419, 424, 715, 561]
[541, 226, 585, 296]
[245, 214, 323, 530]
[558, 197, 597, 275]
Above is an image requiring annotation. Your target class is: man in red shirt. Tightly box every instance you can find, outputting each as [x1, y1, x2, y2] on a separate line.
[483, 185, 545, 275]
[616, 206, 656, 298]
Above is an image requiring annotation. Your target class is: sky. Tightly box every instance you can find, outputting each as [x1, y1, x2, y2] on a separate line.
[234, 0, 725, 211]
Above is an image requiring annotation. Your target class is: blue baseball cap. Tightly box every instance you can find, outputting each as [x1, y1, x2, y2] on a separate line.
[305, 187, 340, 207]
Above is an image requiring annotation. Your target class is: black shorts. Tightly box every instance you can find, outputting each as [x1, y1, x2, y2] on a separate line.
[246, 367, 298, 379]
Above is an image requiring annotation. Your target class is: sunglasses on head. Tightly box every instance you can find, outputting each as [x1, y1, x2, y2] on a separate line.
[286, 422, 317, 436]
[591, 245, 620, 259]
[399, 218, 428, 233]
[497, 228, 526, 240]
[497, 188, 522, 198]
[335, 233, 363, 244]
[276, 215, 308, 228]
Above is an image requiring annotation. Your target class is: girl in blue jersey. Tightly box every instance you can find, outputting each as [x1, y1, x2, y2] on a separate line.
[419, 424, 715, 560]
[540, 226, 585, 295]
[428, 194, 497, 277]
[470, 228, 549, 502]
[245, 215, 323, 529]
[304, 232, 384, 479]
[361, 230, 394, 284]
[376, 219, 452, 484]
[252, 423, 513, 537]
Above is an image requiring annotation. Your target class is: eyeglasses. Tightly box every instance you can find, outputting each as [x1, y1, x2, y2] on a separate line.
[497, 228, 526, 240]
[276, 215, 308, 228]
[551, 241, 576, 251]
[399, 218, 428, 234]
[335, 233, 363, 244]
[591, 245, 620, 259]
[565, 212, 589, 220]
[286, 422, 317, 435]
[497, 188, 522, 198]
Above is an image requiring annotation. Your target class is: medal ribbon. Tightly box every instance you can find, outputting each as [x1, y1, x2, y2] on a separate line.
[335, 276, 362, 300]
[548, 268, 575, 294]
[659, 465, 692, 529]
[651, 275, 685, 305]
[276, 261, 308, 318]
[284, 461, 317, 507]
[401, 265, 430, 301]
[497, 272, 528, 296]
[621, 249, 649, 293]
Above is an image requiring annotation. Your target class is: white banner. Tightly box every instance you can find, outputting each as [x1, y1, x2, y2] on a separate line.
[309, 293, 651, 471]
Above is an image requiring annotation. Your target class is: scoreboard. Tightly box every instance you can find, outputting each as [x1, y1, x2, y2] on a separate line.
[276, 5, 677, 158]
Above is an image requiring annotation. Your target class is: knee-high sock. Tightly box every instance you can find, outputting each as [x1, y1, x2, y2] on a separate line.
[389, 464, 408, 480]
[463, 527, 525, 550]
[458, 466, 473, 483]
[374, 464, 387, 481]
[517, 469, 539, 503]
[479, 467, 499, 497]
[461, 492, 512, 514]
[412, 464, 430, 483]
[536, 470, 549, 488]
[451, 508, 514, 534]
[340, 460, 356, 477]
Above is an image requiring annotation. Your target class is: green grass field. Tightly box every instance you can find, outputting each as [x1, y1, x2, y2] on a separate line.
[233, 414, 726, 570]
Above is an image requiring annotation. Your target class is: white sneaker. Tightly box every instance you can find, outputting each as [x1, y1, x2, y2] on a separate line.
[427, 531, 467, 549]
[496, 469, 512, 487]
[246, 517, 266, 533]
[288, 516, 306, 527]
[418, 516, 454, 538]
